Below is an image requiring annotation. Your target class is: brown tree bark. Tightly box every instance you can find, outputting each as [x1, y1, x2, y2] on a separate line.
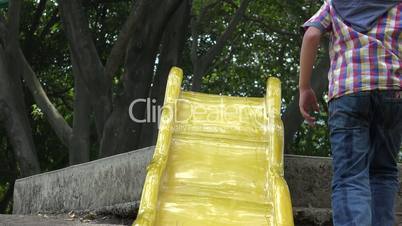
[104, 2, 144, 80]
[0, 48, 40, 177]
[0, 143, 16, 213]
[58, 0, 112, 138]
[23, 0, 48, 61]
[0, 0, 40, 177]
[17, 49, 73, 147]
[99, 0, 184, 157]
[137, 0, 192, 148]
[69, 56, 91, 165]
[2, 2, 92, 166]
[0, 2, 73, 149]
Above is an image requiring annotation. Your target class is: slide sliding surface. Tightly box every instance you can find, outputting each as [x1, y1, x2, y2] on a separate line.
[134, 67, 294, 226]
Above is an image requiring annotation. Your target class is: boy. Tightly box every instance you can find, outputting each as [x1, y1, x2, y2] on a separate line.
[299, 1, 402, 225]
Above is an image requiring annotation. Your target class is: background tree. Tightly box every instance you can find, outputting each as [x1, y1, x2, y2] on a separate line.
[0, 0, 331, 213]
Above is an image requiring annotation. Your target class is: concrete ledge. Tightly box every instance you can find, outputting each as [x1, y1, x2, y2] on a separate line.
[13, 147, 154, 215]
[13, 146, 402, 217]
[284, 155, 332, 208]
[0, 214, 128, 226]
[284, 154, 402, 210]
[293, 207, 332, 226]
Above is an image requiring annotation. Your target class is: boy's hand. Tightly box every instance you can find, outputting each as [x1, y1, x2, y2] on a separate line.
[299, 88, 319, 126]
[298, 27, 322, 126]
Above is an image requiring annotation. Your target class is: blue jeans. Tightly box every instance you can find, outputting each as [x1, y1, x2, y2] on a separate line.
[328, 90, 402, 226]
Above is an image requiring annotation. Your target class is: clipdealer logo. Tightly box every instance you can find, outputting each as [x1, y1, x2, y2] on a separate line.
[128, 98, 163, 123]
[128, 98, 267, 131]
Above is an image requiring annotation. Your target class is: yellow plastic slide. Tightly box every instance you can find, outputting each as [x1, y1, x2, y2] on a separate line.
[134, 67, 294, 226]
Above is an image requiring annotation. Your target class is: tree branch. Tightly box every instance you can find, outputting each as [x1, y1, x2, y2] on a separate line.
[38, 8, 59, 39]
[99, 0, 184, 157]
[83, 0, 131, 6]
[190, 15, 199, 65]
[17, 48, 73, 147]
[58, 0, 112, 137]
[0, 40, 41, 176]
[191, 0, 251, 90]
[47, 86, 73, 96]
[0, 19, 6, 44]
[1, 13, 73, 147]
[104, 1, 145, 80]
[70, 55, 90, 165]
[243, 15, 299, 37]
[221, 0, 238, 8]
[6, 0, 22, 49]
[26, 0, 47, 43]
[200, 0, 251, 66]
[139, 0, 191, 148]
[190, 0, 220, 65]
[199, 0, 220, 19]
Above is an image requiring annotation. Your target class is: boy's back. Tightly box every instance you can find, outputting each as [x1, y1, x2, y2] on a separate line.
[299, 1, 402, 226]
[303, 1, 401, 100]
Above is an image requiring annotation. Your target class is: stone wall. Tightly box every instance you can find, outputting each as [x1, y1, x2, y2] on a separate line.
[13, 147, 402, 218]
[13, 147, 154, 214]
[285, 154, 402, 210]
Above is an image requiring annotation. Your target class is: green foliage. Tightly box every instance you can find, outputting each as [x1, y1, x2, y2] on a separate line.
[183, 0, 329, 155]
[0, 0, 335, 213]
[0, 0, 8, 9]
[289, 104, 331, 156]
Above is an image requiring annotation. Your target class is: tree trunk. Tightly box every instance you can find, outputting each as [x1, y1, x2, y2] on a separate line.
[138, 0, 191, 148]
[0, 0, 40, 177]
[0, 48, 40, 177]
[0, 3, 73, 149]
[191, 63, 208, 91]
[0, 141, 16, 214]
[69, 56, 90, 165]
[18, 49, 72, 147]
[0, 131, 17, 214]
[99, 0, 184, 157]
[58, 0, 112, 138]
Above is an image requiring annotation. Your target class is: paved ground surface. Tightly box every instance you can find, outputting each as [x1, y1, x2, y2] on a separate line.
[0, 214, 133, 226]
[293, 207, 332, 226]
[397, 213, 402, 226]
[1, 208, 331, 226]
[1, 211, 402, 226]
[293, 208, 402, 226]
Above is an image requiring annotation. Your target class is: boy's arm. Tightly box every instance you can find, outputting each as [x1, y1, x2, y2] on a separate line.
[299, 26, 322, 126]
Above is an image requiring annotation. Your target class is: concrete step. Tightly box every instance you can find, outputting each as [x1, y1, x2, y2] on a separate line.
[13, 147, 154, 215]
[293, 207, 332, 226]
[11, 146, 402, 225]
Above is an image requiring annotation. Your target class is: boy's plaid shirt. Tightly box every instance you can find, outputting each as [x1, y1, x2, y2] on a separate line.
[303, 1, 402, 100]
